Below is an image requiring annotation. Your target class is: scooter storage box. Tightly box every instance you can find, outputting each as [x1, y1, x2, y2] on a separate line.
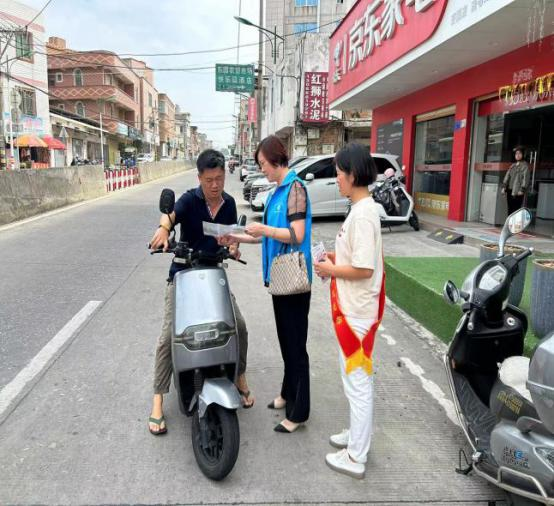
[527, 332, 554, 434]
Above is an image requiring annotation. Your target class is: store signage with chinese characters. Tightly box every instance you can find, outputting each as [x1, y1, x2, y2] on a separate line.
[247, 97, 257, 124]
[415, 192, 449, 217]
[215, 64, 255, 94]
[498, 71, 554, 108]
[303, 72, 329, 123]
[329, 0, 448, 104]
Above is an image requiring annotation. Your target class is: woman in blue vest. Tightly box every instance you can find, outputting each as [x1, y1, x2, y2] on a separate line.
[222, 135, 312, 433]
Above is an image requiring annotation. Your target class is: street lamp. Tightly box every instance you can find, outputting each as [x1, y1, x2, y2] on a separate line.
[234, 16, 284, 65]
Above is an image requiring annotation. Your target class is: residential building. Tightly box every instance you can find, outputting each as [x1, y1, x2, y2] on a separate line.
[174, 106, 190, 160]
[158, 93, 176, 158]
[264, 0, 356, 67]
[260, 0, 362, 156]
[262, 32, 344, 157]
[189, 125, 199, 159]
[46, 36, 140, 164]
[0, 0, 52, 169]
[124, 58, 160, 157]
[328, 0, 554, 237]
[49, 108, 108, 166]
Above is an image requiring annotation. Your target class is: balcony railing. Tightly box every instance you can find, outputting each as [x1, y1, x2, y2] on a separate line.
[50, 85, 139, 112]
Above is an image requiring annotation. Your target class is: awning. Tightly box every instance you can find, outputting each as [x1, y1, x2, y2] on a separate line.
[41, 135, 66, 150]
[14, 134, 48, 148]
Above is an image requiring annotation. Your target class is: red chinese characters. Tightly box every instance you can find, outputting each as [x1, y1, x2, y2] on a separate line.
[329, 0, 448, 105]
[303, 72, 330, 123]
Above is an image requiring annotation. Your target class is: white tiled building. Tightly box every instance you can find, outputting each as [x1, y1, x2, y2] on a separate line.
[0, 0, 51, 168]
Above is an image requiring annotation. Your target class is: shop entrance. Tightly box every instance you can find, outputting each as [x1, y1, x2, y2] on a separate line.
[467, 103, 554, 237]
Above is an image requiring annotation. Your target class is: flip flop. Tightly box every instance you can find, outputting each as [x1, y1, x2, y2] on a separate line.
[238, 388, 255, 409]
[148, 416, 168, 436]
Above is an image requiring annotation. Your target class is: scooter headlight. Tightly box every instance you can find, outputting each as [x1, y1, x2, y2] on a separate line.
[179, 322, 235, 351]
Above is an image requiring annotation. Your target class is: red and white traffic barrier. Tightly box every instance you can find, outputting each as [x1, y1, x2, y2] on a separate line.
[105, 166, 140, 192]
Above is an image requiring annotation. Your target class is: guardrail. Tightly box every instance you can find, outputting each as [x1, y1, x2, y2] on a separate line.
[104, 167, 140, 192]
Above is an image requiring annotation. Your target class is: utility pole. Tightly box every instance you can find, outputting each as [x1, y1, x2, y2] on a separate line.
[99, 113, 105, 167]
[235, 0, 241, 159]
[256, 0, 263, 145]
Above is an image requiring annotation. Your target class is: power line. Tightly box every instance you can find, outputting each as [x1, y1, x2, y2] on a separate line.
[26, 0, 55, 28]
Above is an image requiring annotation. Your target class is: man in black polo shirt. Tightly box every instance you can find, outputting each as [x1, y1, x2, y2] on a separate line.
[147, 149, 253, 436]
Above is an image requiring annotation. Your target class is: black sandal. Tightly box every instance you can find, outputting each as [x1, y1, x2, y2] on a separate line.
[238, 389, 255, 409]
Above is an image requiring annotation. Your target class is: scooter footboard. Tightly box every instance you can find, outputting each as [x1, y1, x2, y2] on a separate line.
[198, 378, 241, 417]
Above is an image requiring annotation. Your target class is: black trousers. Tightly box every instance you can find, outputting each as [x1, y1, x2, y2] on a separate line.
[507, 189, 524, 215]
[272, 291, 311, 423]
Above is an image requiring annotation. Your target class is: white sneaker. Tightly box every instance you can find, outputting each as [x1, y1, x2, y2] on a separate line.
[325, 449, 365, 479]
[329, 429, 349, 449]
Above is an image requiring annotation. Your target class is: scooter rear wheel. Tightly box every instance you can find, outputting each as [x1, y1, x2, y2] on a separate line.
[192, 404, 240, 481]
[409, 211, 420, 231]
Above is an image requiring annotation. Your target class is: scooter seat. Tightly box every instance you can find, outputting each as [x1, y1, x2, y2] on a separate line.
[499, 356, 532, 403]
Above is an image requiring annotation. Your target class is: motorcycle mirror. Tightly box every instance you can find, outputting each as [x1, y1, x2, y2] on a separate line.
[159, 188, 175, 215]
[443, 280, 460, 305]
[237, 215, 247, 227]
[498, 208, 532, 257]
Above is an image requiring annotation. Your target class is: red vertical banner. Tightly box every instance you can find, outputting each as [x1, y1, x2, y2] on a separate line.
[303, 72, 330, 123]
[247, 97, 257, 124]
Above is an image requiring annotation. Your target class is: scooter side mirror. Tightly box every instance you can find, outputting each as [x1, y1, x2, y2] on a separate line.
[159, 188, 175, 215]
[237, 215, 247, 227]
[498, 208, 532, 257]
[443, 280, 460, 305]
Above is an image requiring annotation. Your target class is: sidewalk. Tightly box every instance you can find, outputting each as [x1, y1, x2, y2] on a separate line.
[418, 211, 554, 254]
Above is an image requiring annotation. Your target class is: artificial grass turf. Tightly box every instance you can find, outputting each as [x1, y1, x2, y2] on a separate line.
[385, 256, 543, 355]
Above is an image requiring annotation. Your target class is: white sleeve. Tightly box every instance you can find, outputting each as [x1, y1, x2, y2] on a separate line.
[350, 216, 377, 270]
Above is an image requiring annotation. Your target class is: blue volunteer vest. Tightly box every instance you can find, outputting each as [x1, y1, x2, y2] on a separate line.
[262, 170, 313, 286]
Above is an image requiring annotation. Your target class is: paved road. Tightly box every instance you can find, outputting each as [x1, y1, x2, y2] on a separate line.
[0, 169, 507, 505]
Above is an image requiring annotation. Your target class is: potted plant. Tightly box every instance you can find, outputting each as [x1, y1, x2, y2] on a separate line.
[480, 243, 528, 307]
[531, 259, 554, 339]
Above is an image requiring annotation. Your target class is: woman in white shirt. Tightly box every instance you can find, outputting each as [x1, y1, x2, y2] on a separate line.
[315, 143, 385, 480]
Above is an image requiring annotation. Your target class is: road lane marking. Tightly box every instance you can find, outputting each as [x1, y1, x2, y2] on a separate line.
[400, 357, 459, 427]
[0, 301, 102, 422]
[381, 333, 396, 346]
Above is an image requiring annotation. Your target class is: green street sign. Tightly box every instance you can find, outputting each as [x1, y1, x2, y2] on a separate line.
[215, 64, 255, 93]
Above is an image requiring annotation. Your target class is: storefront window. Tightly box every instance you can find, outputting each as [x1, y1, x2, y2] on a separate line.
[485, 113, 504, 162]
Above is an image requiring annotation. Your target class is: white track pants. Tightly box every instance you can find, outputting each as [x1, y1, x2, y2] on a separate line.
[338, 316, 375, 464]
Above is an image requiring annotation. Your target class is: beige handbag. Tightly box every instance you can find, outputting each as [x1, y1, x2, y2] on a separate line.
[268, 228, 310, 295]
[268, 250, 311, 296]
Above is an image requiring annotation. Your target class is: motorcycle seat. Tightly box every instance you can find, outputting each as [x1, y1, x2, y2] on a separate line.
[499, 356, 532, 402]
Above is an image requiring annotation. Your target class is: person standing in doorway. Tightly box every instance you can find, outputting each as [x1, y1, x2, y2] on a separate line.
[502, 146, 530, 214]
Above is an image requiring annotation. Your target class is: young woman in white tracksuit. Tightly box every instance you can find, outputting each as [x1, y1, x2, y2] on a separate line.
[315, 143, 385, 480]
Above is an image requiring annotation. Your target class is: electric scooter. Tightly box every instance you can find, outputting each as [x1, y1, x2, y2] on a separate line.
[443, 208, 554, 505]
[371, 172, 420, 231]
[150, 189, 247, 481]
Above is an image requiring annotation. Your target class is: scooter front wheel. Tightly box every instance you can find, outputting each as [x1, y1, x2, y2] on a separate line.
[409, 211, 420, 231]
[192, 404, 240, 481]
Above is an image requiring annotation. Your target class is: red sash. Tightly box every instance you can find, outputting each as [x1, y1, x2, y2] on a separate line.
[330, 270, 386, 375]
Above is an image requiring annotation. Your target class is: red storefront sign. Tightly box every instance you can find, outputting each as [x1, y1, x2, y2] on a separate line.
[303, 72, 330, 123]
[329, 0, 448, 104]
[247, 97, 257, 124]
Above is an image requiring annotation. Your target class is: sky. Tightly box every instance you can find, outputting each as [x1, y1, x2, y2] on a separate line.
[25, 0, 261, 149]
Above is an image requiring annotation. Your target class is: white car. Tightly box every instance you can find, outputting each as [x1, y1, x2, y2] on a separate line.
[136, 153, 154, 163]
[250, 153, 401, 216]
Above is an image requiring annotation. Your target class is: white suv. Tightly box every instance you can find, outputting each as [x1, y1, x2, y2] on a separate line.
[250, 153, 401, 216]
